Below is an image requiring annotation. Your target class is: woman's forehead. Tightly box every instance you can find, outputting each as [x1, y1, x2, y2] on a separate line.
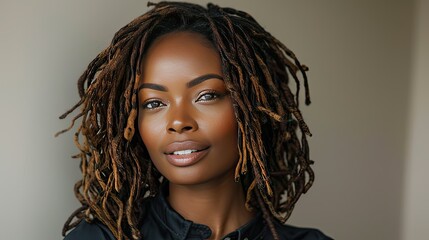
[139, 31, 222, 85]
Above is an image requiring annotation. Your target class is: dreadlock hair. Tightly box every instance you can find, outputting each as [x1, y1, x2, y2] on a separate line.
[58, 2, 314, 240]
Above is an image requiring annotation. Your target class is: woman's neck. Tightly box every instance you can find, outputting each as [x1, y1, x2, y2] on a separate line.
[168, 171, 254, 240]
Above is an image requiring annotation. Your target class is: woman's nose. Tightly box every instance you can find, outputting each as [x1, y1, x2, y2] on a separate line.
[166, 103, 198, 134]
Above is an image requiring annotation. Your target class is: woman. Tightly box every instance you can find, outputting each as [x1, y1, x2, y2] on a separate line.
[59, 2, 331, 239]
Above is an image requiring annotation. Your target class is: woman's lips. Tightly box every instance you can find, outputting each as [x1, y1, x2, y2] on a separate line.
[166, 148, 210, 167]
[164, 141, 210, 167]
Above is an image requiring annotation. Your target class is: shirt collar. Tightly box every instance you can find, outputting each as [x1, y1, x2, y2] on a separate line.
[148, 182, 266, 240]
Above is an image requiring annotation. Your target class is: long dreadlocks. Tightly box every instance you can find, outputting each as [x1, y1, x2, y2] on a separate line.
[58, 2, 314, 240]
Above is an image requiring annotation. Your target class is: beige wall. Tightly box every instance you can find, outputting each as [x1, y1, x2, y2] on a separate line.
[0, 0, 425, 239]
[402, 0, 429, 239]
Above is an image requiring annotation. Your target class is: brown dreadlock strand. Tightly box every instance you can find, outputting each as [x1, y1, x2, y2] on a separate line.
[58, 2, 314, 239]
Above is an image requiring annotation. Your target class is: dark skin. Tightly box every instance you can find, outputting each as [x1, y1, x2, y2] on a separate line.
[137, 31, 254, 239]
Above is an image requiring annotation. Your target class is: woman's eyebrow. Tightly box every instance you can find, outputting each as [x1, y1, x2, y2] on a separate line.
[186, 74, 224, 88]
[137, 73, 223, 93]
[138, 83, 167, 92]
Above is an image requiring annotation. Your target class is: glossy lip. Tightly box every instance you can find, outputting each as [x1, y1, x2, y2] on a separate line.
[164, 140, 210, 167]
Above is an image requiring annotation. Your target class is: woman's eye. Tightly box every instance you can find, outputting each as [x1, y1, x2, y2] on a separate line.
[141, 100, 165, 110]
[196, 92, 221, 102]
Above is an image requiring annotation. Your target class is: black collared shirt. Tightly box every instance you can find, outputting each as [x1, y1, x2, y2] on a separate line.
[64, 186, 332, 240]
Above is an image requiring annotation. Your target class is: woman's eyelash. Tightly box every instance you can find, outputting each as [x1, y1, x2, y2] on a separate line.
[141, 91, 225, 109]
[196, 91, 224, 102]
[141, 99, 165, 110]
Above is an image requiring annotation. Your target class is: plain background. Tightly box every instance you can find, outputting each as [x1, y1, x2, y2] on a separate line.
[0, 0, 427, 239]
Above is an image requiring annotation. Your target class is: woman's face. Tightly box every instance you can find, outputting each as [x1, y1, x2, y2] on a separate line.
[137, 31, 238, 186]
